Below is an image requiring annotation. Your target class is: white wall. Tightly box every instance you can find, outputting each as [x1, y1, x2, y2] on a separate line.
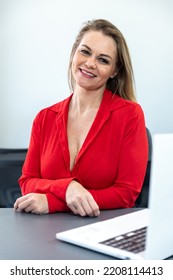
[0, 0, 173, 148]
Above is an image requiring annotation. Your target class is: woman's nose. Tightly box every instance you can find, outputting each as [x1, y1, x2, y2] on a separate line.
[85, 56, 96, 69]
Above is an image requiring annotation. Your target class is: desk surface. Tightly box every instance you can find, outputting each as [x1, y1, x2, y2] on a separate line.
[0, 208, 141, 260]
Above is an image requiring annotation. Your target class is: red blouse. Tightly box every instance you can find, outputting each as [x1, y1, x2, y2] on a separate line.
[19, 89, 148, 213]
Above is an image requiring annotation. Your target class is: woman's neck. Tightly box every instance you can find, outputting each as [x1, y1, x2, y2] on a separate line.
[71, 86, 105, 114]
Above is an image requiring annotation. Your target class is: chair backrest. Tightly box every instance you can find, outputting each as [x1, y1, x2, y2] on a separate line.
[0, 149, 27, 207]
[135, 127, 152, 207]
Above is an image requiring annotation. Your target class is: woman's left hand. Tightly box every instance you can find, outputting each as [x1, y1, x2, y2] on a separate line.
[14, 193, 49, 214]
[66, 180, 100, 217]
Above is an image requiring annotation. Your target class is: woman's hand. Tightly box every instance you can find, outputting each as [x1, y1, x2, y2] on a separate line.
[14, 193, 49, 215]
[66, 180, 100, 217]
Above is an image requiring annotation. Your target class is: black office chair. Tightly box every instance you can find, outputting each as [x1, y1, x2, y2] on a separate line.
[135, 127, 152, 208]
[0, 149, 27, 207]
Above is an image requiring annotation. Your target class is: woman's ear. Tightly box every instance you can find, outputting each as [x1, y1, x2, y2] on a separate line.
[110, 72, 117, 79]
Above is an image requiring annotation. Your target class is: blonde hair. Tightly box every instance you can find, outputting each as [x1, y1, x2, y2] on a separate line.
[68, 19, 136, 102]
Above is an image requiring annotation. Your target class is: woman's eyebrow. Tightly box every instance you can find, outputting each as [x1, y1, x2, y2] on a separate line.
[81, 44, 113, 60]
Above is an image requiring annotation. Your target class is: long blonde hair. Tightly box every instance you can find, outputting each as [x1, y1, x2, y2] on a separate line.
[68, 19, 136, 102]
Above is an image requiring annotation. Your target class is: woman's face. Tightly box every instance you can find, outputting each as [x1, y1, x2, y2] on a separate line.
[72, 31, 117, 92]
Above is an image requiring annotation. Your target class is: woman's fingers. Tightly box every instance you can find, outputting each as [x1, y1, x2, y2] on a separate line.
[14, 195, 30, 211]
[14, 193, 49, 214]
[66, 180, 100, 217]
[81, 197, 100, 217]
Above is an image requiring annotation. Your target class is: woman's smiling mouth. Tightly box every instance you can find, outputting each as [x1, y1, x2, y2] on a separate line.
[80, 68, 97, 78]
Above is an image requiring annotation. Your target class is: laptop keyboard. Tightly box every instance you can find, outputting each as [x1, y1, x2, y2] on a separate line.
[99, 226, 147, 253]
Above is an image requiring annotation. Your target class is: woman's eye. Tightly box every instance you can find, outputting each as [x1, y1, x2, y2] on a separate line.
[99, 57, 109, 64]
[81, 49, 90, 55]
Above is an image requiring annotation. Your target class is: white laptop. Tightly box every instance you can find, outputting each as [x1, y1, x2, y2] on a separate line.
[56, 134, 173, 260]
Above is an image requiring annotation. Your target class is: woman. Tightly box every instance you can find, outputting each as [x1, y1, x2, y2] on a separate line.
[14, 19, 148, 216]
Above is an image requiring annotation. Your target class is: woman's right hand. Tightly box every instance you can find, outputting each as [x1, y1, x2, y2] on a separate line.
[65, 180, 100, 217]
[14, 193, 49, 214]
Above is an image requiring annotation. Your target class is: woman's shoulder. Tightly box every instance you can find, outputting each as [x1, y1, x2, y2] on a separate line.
[33, 95, 72, 124]
[45, 95, 72, 113]
[105, 90, 144, 116]
[108, 93, 146, 127]
[37, 95, 72, 116]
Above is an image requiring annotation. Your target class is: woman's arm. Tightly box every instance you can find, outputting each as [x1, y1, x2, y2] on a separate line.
[88, 107, 148, 209]
[18, 110, 77, 213]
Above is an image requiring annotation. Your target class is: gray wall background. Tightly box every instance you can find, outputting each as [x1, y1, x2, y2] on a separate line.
[0, 0, 173, 148]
